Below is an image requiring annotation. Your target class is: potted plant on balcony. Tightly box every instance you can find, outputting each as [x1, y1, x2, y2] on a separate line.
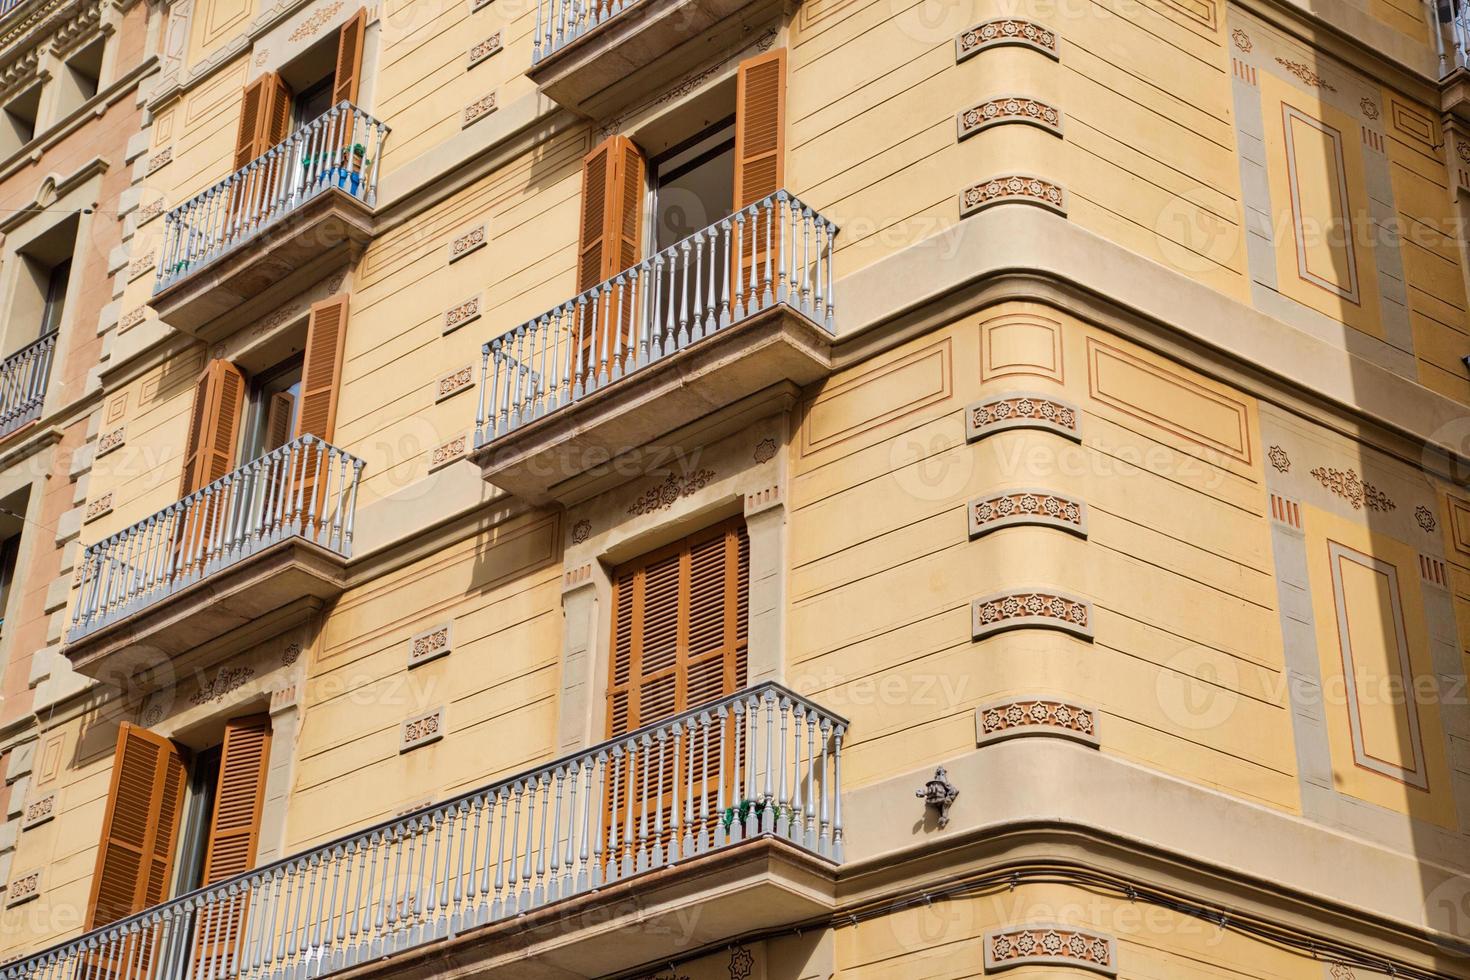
[720, 798, 793, 836]
[333, 143, 368, 195]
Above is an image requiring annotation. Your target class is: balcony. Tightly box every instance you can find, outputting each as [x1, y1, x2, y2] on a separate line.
[529, 0, 782, 114]
[63, 435, 363, 679]
[149, 104, 387, 342]
[0, 331, 55, 440]
[472, 190, 836, 504]
[4, 683, 846, 980]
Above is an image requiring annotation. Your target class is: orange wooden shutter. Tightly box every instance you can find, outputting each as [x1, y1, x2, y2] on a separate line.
[294, 295, 349, 514]
[296, 295, 348, 443]
[233, 76, 269, 170]
[732, 49, 786, 302]
[576, 135, 645, 370]
[86, 724, 188, 929]
[732, 49, 786, 209]
[332, 8, 366, 107]
[605, 519, 749, 859]
[192, 716, 271, 980]
[264, 391, 295, 452]
[200, 715, 272, 884]
[265, 75, 293, 147]
[179, 359, 247, 496]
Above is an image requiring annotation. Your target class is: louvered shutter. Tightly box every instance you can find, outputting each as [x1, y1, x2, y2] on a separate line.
[265, 75, 293, 148]
[192, 715, 272, 978]
[264, 392, 295, 453]
[732, 49, 786, 305]
[86, 725, 188, 929]
[576, 135, 645, 373]
[605, 519, 748, 862]
[177, 361, 246, 567]
[332, 9, 366, 107]
[179, 369, 213, 496]
[294, 295, 349, 516]
[200, 362, 247, 488]
[233, 77, 269, 171]
[200, 715, 271, 883]
[296, 295, 348, 442]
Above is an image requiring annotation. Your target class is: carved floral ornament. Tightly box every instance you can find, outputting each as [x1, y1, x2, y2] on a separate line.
[969, 489, 1086, 539]
[985, 925, 1116, 975]
[956, 18, 1058, 62]
[972, 590, 1093, 642]
[977, 698, 1098, 747]
[958, 96, 1062, 140]
[960, 175, 1066, 218]
[966, 393, 1081, 443]
[627, 469, 715, 516]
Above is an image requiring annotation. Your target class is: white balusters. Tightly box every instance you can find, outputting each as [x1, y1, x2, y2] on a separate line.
[68, 435, 365, 640]
[3, 683, 845, 980]
[154, 102, 388, 293]
[476, 191, 838, 447]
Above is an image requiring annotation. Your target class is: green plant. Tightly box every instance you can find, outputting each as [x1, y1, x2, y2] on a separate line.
[720, 798, 792, 832]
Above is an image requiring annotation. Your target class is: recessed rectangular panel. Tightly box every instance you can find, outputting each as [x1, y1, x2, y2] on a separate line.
[1327, 541, 1426, 788]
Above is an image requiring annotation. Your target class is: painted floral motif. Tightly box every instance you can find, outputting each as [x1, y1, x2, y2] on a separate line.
[1275, 57, 1337, 91]
[1309, 466, 1395, 512]
[728, 945, 755, 980]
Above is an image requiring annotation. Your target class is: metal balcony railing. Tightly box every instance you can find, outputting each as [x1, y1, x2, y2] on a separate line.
[475, 189, 837, 447]
[154, 102, 388, 293]
[3, 682, 846, 980]
[0, 330, 55, 439]
[67, 435, 363, 641]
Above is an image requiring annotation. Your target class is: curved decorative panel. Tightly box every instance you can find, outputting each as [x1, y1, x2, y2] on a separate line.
[958, 96, 1062, 141]
[971, 590, 1094, 641]
[956, 19, 1059, 62]
[965, 392, 1081, 443]
[968, 488, 1087, 538]
[960, 174, 1067, 218]
[983, 925, 1117, 975]
[976, 699, 1098, 747]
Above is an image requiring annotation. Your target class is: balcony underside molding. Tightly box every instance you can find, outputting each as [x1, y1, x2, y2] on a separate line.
[332, 838, 837, 980]
[61, 537, 347, 680]
[473, 305, 832, 506]
[149, 187, 373, 341]
[528, 0, 780, 115]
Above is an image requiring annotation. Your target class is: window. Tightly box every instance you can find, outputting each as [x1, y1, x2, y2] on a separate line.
[55, 36, 105, 119]
[293, 76, 335, 131]
[39, 257, 71, 337]
[650, 120, 734, 253]
[173, 745, 223, 892]
[88, 716, 272, 933]
[11, 215, 78, 349]
[607, 517, 749, 738]
[239, 354, 303, 462]
[0, 83, 41, 158]
[0, 534, 20, 636]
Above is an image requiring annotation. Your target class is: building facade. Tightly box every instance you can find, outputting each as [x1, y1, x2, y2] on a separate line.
[0, 0, 1468, 974]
